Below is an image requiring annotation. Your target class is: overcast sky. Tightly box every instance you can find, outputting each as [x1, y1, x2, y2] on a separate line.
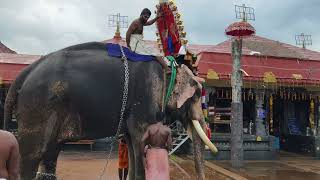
[0, 0, 319, 55]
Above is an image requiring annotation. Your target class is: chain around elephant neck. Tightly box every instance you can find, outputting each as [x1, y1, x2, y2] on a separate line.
[98, 44, 129, 180]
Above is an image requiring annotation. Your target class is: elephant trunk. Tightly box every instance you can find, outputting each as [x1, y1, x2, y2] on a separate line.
[191, 122, 205, 180]
[190, 99, 218, 179]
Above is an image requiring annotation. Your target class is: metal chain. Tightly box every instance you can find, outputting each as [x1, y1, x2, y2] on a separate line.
[36, 172, 56, 178]
[98, 44, 130, 180]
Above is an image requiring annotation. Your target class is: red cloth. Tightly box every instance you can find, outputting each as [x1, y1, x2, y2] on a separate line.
[206, 125, 212, 138]
[201, 88, 206, 96]
[156, 3, 182, 56]
[145, 148, 170, 180]
[118, 141, 128, 168]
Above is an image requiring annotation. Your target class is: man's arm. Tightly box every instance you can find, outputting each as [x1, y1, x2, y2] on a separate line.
[140, 129, 150, 167]
[8, 136, 20, 180]
[141, 129, 149, 155]
[166, 129, 172, 151]
[126, 21, 138, 49]
[145, 12, 162, 26]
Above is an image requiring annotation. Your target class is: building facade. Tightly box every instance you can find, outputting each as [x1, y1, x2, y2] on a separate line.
[1, 35, 320, 158]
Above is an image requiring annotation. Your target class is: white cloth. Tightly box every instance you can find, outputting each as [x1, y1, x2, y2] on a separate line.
[130, 34, 162, 56]
[0, 178, 7, 180]
[178, 44, 187, 55]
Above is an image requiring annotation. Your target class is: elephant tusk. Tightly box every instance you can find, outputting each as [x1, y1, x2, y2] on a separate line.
[192, 120, 218, 153]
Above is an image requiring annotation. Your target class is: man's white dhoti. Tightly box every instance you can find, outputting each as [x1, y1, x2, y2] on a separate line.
[130, 34, 162, 56]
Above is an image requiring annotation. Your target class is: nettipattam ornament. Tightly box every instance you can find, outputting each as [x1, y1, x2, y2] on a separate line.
[156, 0, 186, 56]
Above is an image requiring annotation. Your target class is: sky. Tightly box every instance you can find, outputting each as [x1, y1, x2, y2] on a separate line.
[0, 0, 319, 55]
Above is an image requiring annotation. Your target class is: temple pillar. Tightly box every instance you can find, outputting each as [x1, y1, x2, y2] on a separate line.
[255, 90, 267, 137]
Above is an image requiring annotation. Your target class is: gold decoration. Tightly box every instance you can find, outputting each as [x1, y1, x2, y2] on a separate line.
[292, 74, 303, 80]
[171, 5, 177, 11]
[180, 31, 187, 38]
[269, 95, 273, 133]
[177, 20, 183, 25]
[310, 99, 315, 129]
[256, 136, 262, 141]
[178, 25, 184, 31]
[181, 39, 188, 45]
[207, 69, 219, 80]
[175, 13, 181, 19]
[263, 72, 277, 83]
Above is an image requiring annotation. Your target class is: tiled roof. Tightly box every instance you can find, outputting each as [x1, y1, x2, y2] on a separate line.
[0, 41, 16, 54]
[203, 35, 320, 61]
[198, 52, 320, 83]
[0, 53, 41, 64]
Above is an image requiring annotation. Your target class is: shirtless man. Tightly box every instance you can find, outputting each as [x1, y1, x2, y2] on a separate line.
[126, 8, 170, 71]
[141, 115, 172, 180]
[0, 130, 20, 180]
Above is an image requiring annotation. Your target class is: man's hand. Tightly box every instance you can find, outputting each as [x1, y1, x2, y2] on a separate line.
[156, 11, 164, 19]
[142, 156, 147, 168]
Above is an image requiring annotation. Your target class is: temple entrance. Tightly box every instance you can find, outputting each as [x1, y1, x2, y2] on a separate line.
[272, 95, 315, 155]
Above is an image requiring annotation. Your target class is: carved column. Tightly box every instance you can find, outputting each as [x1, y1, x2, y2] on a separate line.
[255, 90, 267, 137]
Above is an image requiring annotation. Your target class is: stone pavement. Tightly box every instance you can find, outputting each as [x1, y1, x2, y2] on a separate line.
[56, 151, 228, 180]
[209, 151, 320, 180]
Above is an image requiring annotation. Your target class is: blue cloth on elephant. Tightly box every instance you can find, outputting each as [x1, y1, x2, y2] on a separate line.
[106, 43, 156, 62]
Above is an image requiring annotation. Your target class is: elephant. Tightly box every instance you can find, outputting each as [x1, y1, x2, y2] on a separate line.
[3, 42, 217, 180]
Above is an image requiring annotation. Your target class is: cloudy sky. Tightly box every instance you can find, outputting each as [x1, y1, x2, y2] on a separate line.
[0, 0, 319, 55]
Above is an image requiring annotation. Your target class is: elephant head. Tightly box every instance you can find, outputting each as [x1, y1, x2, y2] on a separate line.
[167, 64, 217, 180]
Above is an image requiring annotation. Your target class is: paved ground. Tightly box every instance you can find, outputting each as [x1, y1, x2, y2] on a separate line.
[212, 151, 320, 180]
[56, 151, 320, 180]
[56, 151, 227, 180]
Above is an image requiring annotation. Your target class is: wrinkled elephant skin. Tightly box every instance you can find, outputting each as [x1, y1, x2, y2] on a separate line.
[3, 42, 210, 180]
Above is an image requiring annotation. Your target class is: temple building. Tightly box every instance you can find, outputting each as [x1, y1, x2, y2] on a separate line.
[1, 33, 320, 159]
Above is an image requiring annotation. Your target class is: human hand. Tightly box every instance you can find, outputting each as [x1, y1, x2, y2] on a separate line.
[156, 11, 163, 19]
[142, 157, 147, 168]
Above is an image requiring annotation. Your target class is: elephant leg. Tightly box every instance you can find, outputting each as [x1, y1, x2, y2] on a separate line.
[19, 111, 61, 180]
[132, 137, 145, 180]
[36, 144, 61, 180]
[126, 135, 135, 180]
[18, 132, 44, 180]
[192, 126, 205, 180]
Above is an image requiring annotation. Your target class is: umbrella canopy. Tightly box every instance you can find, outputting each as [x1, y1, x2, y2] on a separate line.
[225, 21, 255, 37]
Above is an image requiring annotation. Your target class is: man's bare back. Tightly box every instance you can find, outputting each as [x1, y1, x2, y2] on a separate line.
[141, 122, 172, 151]
[0, 130, 20, 180]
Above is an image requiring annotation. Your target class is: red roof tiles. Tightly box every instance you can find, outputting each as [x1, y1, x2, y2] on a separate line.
[1, 35, 320, 84]
[0, 41, 16, 54]
[204, 35, 320, 61]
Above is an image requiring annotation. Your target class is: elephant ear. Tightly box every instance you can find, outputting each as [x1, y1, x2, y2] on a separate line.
[174, 65, 203, 108]
[177, 83, 196, 108]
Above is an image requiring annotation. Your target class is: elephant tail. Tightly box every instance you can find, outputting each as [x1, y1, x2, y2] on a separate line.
[3, 56, 45, 130]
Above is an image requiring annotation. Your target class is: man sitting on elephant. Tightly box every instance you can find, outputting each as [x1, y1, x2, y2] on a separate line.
[141, 113, 172, 180]
[126, 8, 171, 72]
[0, 130, 20, 180]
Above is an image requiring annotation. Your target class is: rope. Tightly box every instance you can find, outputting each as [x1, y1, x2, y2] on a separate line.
[164, 56, 177, 106]
[161, 69, 167, 112]
[98, 44, 130, 180]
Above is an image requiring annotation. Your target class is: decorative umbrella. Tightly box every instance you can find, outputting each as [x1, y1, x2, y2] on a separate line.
[225, 21, 255, 37]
